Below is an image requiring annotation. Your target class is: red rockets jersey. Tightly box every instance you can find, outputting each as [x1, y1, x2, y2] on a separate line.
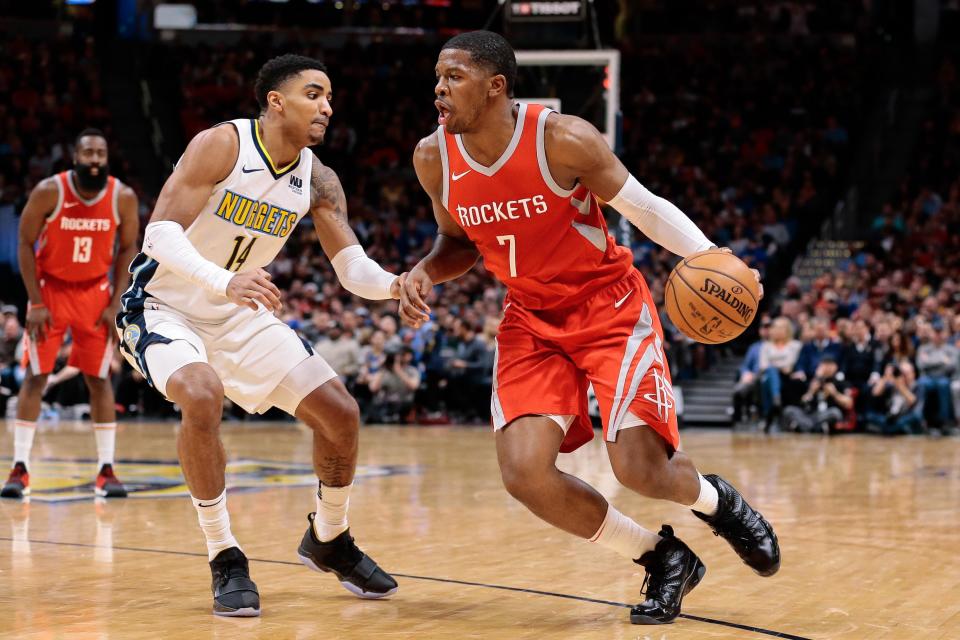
[36, 171, 120, 282]
[439, 102, 633, 310]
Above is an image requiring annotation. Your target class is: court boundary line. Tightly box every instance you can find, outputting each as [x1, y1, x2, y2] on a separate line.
[0, 536, 811, 640]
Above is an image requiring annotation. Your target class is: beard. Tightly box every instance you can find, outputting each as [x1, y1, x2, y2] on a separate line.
[444, 106, 480, 135]
[74, 163, 109, 191]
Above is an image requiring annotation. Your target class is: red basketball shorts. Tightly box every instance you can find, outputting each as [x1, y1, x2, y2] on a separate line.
[23, 275, 114, 378]
[491, 269, 679, 453]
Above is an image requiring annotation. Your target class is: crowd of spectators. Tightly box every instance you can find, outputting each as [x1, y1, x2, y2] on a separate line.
[734, 51, 960, 436]
[734, 278, 960, 436]
[172, 0, 496, 32]
[618, 1, 864, 36]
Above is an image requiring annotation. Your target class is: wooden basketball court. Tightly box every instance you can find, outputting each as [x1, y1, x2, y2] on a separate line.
[1, 420, 958, 639]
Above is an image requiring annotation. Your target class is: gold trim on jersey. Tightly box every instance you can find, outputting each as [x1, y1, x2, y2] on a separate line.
[253, 119, 301, 178]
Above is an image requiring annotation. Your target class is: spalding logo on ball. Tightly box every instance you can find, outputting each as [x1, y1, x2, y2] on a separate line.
[665, 249, 760, 344]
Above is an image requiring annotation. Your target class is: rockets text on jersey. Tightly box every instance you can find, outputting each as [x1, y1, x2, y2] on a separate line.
[439, 102, 633, 310]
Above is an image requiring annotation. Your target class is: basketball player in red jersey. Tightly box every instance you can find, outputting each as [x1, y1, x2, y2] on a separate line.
[399, 32, 780, 625]
[1, 129, 139, 500]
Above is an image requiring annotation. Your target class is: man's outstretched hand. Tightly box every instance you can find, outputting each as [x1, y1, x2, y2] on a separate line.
[398, 268, 432, 328]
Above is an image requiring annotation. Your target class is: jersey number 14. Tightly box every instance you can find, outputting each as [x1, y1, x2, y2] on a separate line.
[225, 235, 257, 271]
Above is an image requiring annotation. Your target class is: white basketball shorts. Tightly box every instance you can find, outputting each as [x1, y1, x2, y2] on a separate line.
[117, 301, 335, 415]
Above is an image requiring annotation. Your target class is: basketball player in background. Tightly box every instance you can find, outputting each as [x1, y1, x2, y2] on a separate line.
[399, 31, 780, 625]
[2, 129, 139, 500]
[116, 55, 398, 617]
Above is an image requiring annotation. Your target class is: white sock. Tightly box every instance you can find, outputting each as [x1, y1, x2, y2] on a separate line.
[590, 503, 661, 561]
[313, 482, 351, 542]
[93, 422, 117, 468]
[689, 474, 719, 516]
[13, 420, 37, 469]
[191, 490, 241, 561]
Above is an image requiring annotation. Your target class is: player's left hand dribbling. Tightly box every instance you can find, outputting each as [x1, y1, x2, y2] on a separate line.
[717, 246, 764, 300]
[751, 267, 764, 300]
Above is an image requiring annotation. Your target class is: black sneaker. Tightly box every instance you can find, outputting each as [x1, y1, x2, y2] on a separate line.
[692, 474, 780, 577]
[1, 462, 29, 499]
[209, 547, 261, 617]
[630, 525, 706, 625]
[297, 513, 398, 599]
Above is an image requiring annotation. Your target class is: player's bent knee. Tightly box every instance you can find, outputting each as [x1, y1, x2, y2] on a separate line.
[178, 385, 224, 413]
[499, 461, 551, 502]
[340, 395, 361, 426]
[167, 365, 224, 415]
[323, 394, 360, 430]
[610, 458, 665, 498]
[177, 389, 224, 426]
[299, 387, 360, 436]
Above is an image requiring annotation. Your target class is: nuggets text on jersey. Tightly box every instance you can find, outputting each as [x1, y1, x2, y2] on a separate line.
[214, 189, 299, 238]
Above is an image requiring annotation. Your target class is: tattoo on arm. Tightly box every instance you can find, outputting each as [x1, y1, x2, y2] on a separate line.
[311, 161, 356, 240]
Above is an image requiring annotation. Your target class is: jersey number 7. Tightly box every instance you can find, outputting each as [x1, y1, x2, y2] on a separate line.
[496, 234, 517, 278]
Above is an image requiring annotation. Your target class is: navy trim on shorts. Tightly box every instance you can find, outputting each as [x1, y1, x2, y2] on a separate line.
[116, 253, 169, 388]
[299, 336, 315, 356]
[117, 308, 172, 389]
[118, 252, 159, 315]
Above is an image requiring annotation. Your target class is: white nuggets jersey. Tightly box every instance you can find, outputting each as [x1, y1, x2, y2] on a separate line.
[124, 119, 312, 323]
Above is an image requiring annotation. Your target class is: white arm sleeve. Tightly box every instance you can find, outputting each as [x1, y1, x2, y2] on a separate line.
[607, 174, 714, 258]
[142, 220, 234, 297]
[330, 244, 397, 300]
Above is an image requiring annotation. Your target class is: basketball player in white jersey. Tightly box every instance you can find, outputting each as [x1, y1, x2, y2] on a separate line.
[116, 55, 399, 617]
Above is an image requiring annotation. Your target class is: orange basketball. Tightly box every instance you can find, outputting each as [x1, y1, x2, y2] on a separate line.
[664, 249, 760, 344]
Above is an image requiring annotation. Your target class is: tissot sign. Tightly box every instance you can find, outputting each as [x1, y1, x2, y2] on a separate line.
[508, 0, 585, 21]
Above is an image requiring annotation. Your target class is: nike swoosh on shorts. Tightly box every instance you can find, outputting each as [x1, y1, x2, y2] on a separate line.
[614, 289, 634, 309]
